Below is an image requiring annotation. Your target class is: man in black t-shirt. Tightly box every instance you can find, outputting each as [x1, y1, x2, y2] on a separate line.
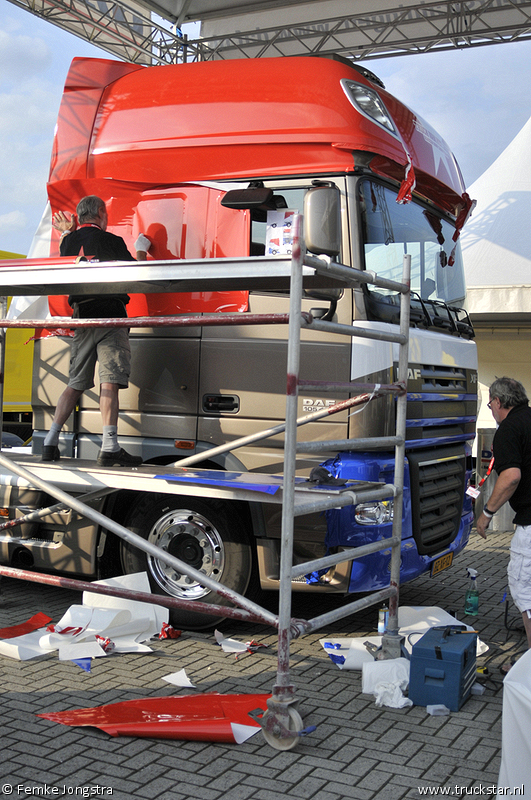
[42, 195, 151, 467]
[477, 376, 531, 656]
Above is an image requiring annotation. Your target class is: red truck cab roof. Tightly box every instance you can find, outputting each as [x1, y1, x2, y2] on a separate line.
[50, 55, 465, 217]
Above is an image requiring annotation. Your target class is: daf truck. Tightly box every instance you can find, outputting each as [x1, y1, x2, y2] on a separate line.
[0, 54, 478, 627]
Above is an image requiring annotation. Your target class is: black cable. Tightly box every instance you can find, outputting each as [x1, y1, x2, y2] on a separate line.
[504, 597, 525, 634]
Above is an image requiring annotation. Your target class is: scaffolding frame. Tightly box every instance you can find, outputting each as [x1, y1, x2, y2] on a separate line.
[0, 223, 410, 748]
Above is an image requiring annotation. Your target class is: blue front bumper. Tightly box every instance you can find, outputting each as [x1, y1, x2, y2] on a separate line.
[322, 449, 474, 593]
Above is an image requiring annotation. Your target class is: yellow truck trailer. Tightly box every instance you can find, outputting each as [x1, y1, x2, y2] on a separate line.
[0, 250, 33, 442]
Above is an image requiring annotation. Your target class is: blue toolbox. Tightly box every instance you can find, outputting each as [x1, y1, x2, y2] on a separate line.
[408, 625, 477, 711]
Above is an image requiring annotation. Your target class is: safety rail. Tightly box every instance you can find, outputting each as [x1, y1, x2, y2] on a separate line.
[0, 219, 410, 749]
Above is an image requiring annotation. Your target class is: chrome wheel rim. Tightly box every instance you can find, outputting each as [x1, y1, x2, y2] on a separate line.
[146, 508, 225, 599]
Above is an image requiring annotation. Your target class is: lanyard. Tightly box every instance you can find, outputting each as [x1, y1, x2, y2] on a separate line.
[478, 456, 494, 487]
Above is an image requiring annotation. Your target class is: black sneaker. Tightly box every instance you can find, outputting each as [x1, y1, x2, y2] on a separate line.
[41, 445, 61, 462]
[96, 447, 142, 467]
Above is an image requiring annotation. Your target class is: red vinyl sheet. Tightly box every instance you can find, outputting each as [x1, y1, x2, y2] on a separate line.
[38, 693, 270, 742]
[0, 612, 53, 639]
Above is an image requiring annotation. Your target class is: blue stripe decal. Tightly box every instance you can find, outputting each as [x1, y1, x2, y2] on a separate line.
[406, 416, 476, 428]
[405, 434, 475, 450]
[155, 471, 358, 494]
[407, 393, 477, 402]
[155, 470, 284, 494]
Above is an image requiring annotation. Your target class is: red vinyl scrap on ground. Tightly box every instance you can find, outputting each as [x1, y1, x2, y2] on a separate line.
[37, 693, 270, 743]
[0, 613, 52, 639]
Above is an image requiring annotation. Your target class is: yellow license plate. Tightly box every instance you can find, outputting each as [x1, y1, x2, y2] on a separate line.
[431, 552, 453, 577]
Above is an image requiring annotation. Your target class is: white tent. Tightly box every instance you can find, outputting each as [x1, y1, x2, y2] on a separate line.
[461, 115, 531, 432]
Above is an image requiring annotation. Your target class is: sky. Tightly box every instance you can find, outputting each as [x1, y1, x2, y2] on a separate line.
[2, 1, 531, 255]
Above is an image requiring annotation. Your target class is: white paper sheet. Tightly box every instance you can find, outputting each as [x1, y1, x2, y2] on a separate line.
[58, 640, 107, 661]
[82, 572, 168, 641]
[0, 629, 52, 661]
[231, 723, 262, 744]
[320, 606, 488, 670]
[397, 606, 488, 656]
[215, 629, 249, 654]
[162, 669, 197, 688]
[0, 572, 169, 661]
[362, 657, 413, 707]
[362, 657, 411, 694]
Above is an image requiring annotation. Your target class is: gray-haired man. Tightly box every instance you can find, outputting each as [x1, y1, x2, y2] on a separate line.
[478, 376, 531, 657]
[42, 195, 150, 467]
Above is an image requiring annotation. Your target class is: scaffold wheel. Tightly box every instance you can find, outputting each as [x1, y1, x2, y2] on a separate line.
[260, 707, 304, 750]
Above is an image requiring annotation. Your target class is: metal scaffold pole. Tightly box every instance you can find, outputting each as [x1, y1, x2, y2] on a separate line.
[382, 252, 411, 660]
[261, 215, 306, 748]
[0, 244, 412, 750]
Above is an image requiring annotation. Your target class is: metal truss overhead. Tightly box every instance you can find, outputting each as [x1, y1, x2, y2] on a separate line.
[197, 1, 531, 62]
[5, 0, 197, 65]
[6, 0, 531, 65]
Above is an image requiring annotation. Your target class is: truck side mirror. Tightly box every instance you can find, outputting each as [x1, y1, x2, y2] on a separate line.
[304, 186, 341, 257]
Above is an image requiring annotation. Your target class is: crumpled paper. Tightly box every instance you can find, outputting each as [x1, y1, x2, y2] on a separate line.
[214, 629, 268, 657]
[374, 681, 413, 708]
[0, 573, 168, 662]
[362, 657, 412, 708]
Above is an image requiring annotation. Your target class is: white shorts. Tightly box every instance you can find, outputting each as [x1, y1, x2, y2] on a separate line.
[508, 525, 531, 613]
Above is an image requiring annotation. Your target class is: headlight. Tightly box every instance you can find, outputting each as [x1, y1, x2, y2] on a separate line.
[355, 500, 394, 525]
[341, 79, 396, 134]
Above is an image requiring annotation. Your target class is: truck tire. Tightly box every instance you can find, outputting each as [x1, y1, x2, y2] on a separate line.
[120, 494, 253, 630]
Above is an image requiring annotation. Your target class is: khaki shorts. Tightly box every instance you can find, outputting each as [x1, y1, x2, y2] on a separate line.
[68, 327, 131, 391]
[508, 525, 531, 613]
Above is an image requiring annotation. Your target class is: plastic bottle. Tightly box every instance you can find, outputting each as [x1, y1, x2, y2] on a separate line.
[464, 568, 479, 615]
[378, 606, 389, 634]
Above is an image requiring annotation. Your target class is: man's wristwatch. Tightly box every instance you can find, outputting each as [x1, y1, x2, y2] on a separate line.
[483, 506, 495, 518]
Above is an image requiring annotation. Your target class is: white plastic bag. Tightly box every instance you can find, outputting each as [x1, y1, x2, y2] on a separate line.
[362, 657, 412, 708]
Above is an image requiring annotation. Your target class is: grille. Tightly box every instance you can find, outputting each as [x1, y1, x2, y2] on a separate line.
[408, 445, 466, 556]
[404, 364, 477, 442]
[420, 365, 467, 390]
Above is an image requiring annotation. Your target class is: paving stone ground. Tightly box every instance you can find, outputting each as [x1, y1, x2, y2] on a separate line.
[0, 528, 526, 800]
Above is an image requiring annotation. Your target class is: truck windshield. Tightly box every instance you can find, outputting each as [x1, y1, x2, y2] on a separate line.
[358, 180, 466, 306]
